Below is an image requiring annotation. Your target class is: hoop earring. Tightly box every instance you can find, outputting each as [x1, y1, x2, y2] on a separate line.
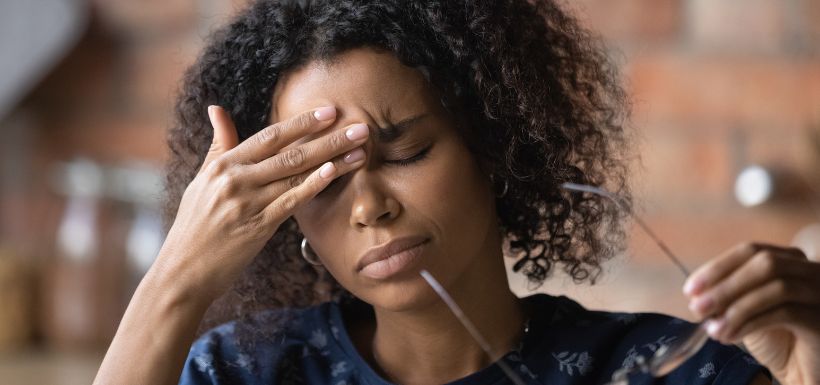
[490, 173, 509, 198]
[301, 238, 322, 265]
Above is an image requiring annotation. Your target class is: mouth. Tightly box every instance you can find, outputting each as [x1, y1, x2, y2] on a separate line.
[356, 235, 429, 280]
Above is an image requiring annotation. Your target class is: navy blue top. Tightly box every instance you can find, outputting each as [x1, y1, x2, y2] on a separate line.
[179, 294, 768, 384]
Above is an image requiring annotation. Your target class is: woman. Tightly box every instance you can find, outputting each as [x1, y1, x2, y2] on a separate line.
[94, 1, 820, 384]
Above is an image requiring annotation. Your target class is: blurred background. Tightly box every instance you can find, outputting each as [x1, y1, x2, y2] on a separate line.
[0, 0, 818, 384]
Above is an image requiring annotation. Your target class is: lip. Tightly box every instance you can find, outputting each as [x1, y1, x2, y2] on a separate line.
[356, 235, 429, 279]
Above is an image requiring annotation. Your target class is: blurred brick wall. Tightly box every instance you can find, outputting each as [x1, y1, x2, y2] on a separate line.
[530, 0, 820, 318]
[2, 0, 819, 326]
[0, 1, 251, 356]
[2, 0, 251, 260]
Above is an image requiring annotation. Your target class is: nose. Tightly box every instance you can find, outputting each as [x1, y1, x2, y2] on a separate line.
[348, 172, 401, 229]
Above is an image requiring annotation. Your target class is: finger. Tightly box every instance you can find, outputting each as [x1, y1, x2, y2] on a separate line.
[246, 122, 369, 185]
[713, 277, 820, 341]
[262, 161, 340, 226]
[224, 106, 337, 165]
[684, 242, 761, 297]
[684, 242, 805, 297]
[727, 304, 820, 343]
[258, 147, 366, 202]
[688, 250, 809, 319]
[198, 105, 240, 175]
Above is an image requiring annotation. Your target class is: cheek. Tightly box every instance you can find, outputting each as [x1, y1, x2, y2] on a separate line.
[291, 208, 333, 257]
[294, 212, 358, 278]
[293, 202, 330, 228]
[292, 184, 346, 235]
[409, 138, 494, 242]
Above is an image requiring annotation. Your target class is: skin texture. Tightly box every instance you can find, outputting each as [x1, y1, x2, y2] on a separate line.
[94, 102, 372, 385]
[272, 47, 527, 384]
[685, 243, 820, 385]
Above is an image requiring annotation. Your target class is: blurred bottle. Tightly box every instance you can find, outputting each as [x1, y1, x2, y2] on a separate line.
[0, 247, 33, 351]
[41, 159, 127, 350]
[108, 163, 165, 295]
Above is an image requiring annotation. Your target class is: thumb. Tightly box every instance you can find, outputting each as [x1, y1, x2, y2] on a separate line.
[199, 105, 240, 174]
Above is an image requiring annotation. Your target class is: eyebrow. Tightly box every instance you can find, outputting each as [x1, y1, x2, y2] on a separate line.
[376, 113, 429, 143]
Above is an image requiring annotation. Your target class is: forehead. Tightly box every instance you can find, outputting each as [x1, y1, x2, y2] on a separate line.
[270, 47, 439, 125]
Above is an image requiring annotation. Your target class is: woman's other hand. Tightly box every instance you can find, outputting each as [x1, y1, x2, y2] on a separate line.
[684, 242, 820, 385]
[152, 105, 368, 305]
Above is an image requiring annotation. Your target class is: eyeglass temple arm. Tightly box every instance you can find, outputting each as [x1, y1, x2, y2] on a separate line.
[560, 183, 691, 277]
[419, 270, 527, 385]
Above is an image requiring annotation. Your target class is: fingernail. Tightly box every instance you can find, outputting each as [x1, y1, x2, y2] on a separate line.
[683, 277, 703, 296]
[345, 124, 369, 141]
[344, 148, 365, 163]
[705, 318, 725, 338]
[319, 162, 335, 178]
[314, 106, 336, 121]
[689, 295, 713, 315]
[208, 105, 217, 122]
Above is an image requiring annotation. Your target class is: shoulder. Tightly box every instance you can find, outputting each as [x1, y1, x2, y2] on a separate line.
[521, 294, 770, 385]
[178, 302, 338, 385]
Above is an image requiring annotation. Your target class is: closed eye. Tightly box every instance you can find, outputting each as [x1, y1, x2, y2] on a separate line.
[320, 144, 433, 194]
[385, 143, 433, 166]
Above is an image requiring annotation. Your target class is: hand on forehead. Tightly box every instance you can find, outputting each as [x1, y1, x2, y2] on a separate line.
[269, 48, 439, 152]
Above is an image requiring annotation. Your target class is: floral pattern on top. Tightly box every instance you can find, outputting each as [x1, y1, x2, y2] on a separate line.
[178, 294, 768, 385]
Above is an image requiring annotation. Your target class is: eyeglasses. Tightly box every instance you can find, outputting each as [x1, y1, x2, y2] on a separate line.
[418, 182, 711, 385]
[560, 182, 708, 384]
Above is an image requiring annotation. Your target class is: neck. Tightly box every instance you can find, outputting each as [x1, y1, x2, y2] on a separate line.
[367, 248, 526, 384]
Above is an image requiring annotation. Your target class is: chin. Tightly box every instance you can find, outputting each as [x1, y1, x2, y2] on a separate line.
[351, 273, 440, 312]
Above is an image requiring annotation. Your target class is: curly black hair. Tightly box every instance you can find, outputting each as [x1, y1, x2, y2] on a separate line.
[165, 0, 632, 342]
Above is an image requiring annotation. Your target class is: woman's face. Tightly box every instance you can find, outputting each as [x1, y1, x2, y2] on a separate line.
[270, 47, 501, 311]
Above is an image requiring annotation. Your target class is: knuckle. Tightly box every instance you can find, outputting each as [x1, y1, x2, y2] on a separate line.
[288, 111, 314, 132]
[255, 125, 279, 146]
[215, 171, 241, 196]
[253, 131, 268, 148]
[724, 303, 741, 322]
[277, 193, 300, 213]
[753, 251, 778, 275]
[244, 212, 268, 235]
[280, 148, 306, 169]
[286, 174, 304, 189]
[298, 110, 316, 127]
[224, 166, 243, 180]
[737, 242, 760, 256]
[254, 211, 271, 231]
[327, 131, 346, 149]
[206, 158, 229, 177]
